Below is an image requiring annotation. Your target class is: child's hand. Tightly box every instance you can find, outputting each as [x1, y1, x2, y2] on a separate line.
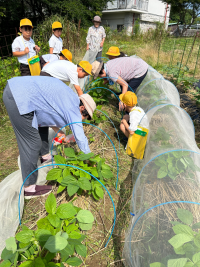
[24, 47, 29, 55]
[35, 45, 40, 52]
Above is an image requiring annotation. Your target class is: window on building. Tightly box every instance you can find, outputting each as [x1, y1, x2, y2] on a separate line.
[117, 25, 124, 32]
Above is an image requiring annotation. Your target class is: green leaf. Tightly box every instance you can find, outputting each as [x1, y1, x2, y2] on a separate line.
[172, 224, 195, 237]
[0, 260, 12, 267]
[6, 237, 17, 253]
[57, 185, 65, 194]
[167, 258, 187, 267]
[192, 222, 200, 229]
[183, 263, 194, 267]
[61, 232, 69, 240]
[91, 168, 98, 177]
[67, 184, 79, 196]
[46, 168, 62, 181]
[79, 222, 93, 231]
[56, 203, 77, 219]
[18, 261, 33, 267]
[77, 210, 94, 224]
[194, 233, 200, 248]
[168, 234, 194, 248]
[80, 171, 91, 180]
[60, 245, 73, 261]
[1, 248, 16, 262]
[69, 231, 82, 239]
[150, 263, 166, 267]
[54, 155, 66, 169]
[45, 193, 57, 214]
[78, 177, 91, 190]
[95, 186, 104, 199]
[63, 168, 71, 177]
[44, 252, 56, 263]
[47, 214, 61, 228]
[177, 209, 193, 225]
[33, 257, 45, 267]
[66, 257, 82, 266]
[44, 236, 68, 253]
[193, 252, 200, 263]
[75, 244, 87, 257]
[65, 223, 78, 234]
[174, 246, 185, 255]
[61, 175, 78, 186]
[37, 217, 54, 234]
[35, 229, 52, 242]
[77, 153, 94, 161]
[101, 169, 113, 179]
[157, 167, 168, 179]
[16, 230, 34, 243]
[64, 148, 76, 158]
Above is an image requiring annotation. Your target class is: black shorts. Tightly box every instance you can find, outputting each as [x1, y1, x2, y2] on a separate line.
[20, 63, 31, 76]
[40, 71, 53, 77]
[39, 56, 46, 70]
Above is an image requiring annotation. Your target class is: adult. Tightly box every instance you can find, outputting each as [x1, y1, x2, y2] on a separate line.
[40, 60, 92, 96]
[3, 76, 96, 199]
[92, 58, 148, 110]
[86, 16, 106, 62]
[39, 49, 72, 70]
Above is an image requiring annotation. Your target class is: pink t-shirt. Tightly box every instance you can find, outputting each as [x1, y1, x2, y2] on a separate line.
[106, 57, 148, 82]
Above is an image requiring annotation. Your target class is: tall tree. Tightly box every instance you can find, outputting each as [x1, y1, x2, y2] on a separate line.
[160, 0, 200, 35]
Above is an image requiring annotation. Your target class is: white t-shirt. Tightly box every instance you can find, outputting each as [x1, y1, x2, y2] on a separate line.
[12, 36, 36, 65]
[42, 54, 59, 63]
[129, 107, 149, 132]
[42, 61, 79, 85]
[49, 34, 63, 54]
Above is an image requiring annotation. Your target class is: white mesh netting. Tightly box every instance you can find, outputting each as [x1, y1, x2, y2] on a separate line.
[123, 62, 200, 267]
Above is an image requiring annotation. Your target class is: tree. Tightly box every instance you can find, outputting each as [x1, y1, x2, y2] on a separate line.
[0, 0, 110, 33]
[160, 0, 200, 35]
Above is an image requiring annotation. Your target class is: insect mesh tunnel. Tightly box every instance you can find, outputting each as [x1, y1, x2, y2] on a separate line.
[123, 61, 200, 267]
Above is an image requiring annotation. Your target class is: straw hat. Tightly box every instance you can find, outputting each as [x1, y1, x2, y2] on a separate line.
[91, 61, 104, 79]
[79, 94, 96, 118]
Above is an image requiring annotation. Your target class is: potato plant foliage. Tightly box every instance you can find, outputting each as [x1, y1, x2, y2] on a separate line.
[47, 148, 113, 200]
[1, 193, 94, 267]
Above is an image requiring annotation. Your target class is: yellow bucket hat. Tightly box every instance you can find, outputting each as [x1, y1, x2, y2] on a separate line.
[61, 49, 72, 62]
[20, 18, 33, 28]
[79, 61, 92, 76]
[106, 46, 120, 56]
[119, 91, 137, 106]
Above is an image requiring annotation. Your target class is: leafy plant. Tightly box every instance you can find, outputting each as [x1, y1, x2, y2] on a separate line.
[0, 193, 94, 267]
[87, 79, 112, 105]
[85, 105, 108, 125]
[150, 208, 200, 267]
[154, 151, 200, 180]
[46, 147, 113, 200]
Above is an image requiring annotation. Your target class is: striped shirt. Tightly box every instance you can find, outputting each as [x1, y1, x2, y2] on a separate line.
[86, 26, 106, 52]
[8, 76, 91, 154]
[106, 57, 148, 82]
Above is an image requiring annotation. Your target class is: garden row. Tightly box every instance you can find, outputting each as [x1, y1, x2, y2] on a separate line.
[123, 58, 200, 267]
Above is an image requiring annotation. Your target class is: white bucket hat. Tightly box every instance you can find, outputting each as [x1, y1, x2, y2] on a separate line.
[93, 16, 101, 23]
[91, 61, 104, 79]
[79, 94, 96, 118]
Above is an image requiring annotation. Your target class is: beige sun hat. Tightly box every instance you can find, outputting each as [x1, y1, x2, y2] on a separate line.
[91, 61, 104, 79]
[93, 16, 101, 23]
[79, 94, 96, 118]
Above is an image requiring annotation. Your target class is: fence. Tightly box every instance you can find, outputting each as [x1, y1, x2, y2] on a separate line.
[157, 33, 200, 81]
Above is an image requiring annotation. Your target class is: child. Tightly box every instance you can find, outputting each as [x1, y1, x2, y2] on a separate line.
[119, 91, 149, 138]
[86, 16, 106, 62]
[12, 18, 40, 76]
[49, 21, 63, 54]
[39, 49, 72, 70]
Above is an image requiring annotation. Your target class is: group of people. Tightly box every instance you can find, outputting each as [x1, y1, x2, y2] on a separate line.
[3, 16, 149, 199]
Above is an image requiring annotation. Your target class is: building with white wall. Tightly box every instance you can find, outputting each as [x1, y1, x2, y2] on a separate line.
[102, 0, 170, 34]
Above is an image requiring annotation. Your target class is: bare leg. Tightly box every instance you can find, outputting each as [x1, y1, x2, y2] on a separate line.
[120, 114, 130, 138]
